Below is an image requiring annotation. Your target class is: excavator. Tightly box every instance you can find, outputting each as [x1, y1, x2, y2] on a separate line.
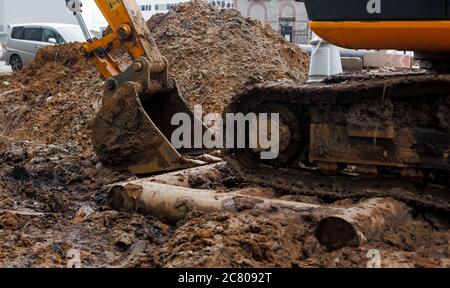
[66, 0, 449, 212]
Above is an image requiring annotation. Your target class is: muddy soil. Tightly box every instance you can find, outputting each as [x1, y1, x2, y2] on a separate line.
[0, 137, 172, 268]
[150, 210, 450, 268]
[0, 1, 448, 268]
[0, 136, 448, 268]
[0, 44, 102, 155]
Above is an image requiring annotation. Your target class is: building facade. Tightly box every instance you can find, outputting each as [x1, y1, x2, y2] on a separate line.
[209, 0, 234, 10]
[135, 0, 311, 44]
[136, 0, 231, 19]
[0, 0, 310, 44]
[235, 0, 310, 44]
[136, 0, 192, 19]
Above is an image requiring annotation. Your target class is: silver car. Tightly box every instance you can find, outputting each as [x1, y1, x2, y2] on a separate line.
[4, 23, 86, 71]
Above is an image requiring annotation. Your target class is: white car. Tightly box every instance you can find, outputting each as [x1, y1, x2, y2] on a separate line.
[4, 23, 86, 71]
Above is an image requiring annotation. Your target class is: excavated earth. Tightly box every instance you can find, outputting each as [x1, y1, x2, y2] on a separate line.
[147, 1, 309, 114]
[0, 1, 448, 267]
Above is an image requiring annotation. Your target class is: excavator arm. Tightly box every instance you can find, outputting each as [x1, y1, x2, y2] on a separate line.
[79, 0, 166, 80]
[66, 0, 203, 174]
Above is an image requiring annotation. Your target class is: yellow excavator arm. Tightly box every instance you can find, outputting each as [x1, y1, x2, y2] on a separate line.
[66, 0, 204, 174]
[80, 0, 166, 79]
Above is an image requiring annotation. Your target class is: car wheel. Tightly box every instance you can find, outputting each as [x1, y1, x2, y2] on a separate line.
[10, 55, 23, 71]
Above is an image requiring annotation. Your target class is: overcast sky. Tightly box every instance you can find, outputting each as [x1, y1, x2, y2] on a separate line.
[1, 0, 150, 31]
[82, 0, 108, 30]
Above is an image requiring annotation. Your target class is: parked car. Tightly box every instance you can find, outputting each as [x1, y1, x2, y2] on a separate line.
[4, 23, 86, 71]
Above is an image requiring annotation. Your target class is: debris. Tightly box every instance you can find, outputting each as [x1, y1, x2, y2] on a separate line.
[0, 44, 100, 154]
[108, 178, 411, 251]
[115, 232, 135, 249]
[315, 198, 411, 251]
[194, 154, 223, 164]
[73, 205, 95, 224]
[0, 209, 45, 217]
[108, 181, 230, 223]
[0, 88, 21, 98]
[148, 162, 227, 187]
[0, 212, 19, 230]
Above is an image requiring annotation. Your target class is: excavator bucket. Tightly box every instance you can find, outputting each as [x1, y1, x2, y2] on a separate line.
[73, 0, 206, 174]
[91, 81, 203, 175]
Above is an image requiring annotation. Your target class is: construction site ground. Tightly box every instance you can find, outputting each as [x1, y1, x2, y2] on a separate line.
[0, 1, 449, 268]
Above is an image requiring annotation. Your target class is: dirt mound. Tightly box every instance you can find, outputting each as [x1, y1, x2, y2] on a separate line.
[31, 44, 84, 69]
[148, 0, 309, 113]
[0, 44, 102, 154]
[14, 44, 88, 86]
